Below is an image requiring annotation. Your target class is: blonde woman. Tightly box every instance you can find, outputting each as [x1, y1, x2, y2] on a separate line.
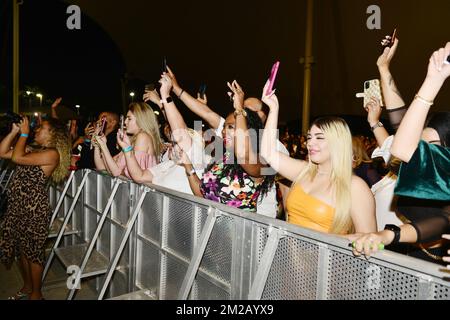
[260, 82, 376, 235]
[0, 117, 71, 300]
[94, 102, 162, 179]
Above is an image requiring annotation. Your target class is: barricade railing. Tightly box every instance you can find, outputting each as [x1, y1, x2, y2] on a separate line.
[46, 169, 450, 300]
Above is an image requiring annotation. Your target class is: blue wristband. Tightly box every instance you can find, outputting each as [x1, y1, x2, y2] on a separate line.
[122, 146, 133, 153]
[84, 138, 91, 144]
[20, 133, 29, 138]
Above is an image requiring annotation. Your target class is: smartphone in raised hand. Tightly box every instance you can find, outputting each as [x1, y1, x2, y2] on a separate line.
[266, 61, 280, 96]
[119, 115, 124, 139]
[382, 28, 397, 48]
[363, 79, 384, 107]
[163, 57, 168, 73]
[198, 84, 207, 99]
[99, 116, 107, 135]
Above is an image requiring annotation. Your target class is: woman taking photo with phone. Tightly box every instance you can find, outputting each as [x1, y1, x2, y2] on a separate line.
[0, 117, 71, 300]
[260, 81, 377, 235]
[93, 102, 162, 179]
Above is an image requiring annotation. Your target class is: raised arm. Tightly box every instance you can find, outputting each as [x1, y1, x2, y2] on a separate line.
[51, 97, 62, 119]
[365, 97, 389, 147]
[260, 81, 307, 181]
[11, 117, 59, 167]
[94, 134, 122, 176]
[391, 43, 450, 162]
[0, 124, 20, 159]
[159, 73, 192, 154]
[377, 38, 407, 129]
[166, 66, 222, 129]
[227, 80, 264, 178]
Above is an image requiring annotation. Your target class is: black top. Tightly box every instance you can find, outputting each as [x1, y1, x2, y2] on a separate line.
[76, 129, 120, 169]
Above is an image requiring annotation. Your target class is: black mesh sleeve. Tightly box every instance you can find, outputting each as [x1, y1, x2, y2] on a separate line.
[409, 211, 450, 243]
[386, 106, 408, 131]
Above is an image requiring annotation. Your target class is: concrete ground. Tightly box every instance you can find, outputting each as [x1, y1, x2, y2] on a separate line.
[0, 252, 97, 300]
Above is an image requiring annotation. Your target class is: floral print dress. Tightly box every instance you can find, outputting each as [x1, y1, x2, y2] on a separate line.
[200, 156, 261, 212]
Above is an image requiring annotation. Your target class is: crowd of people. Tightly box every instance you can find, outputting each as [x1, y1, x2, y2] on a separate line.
[0, 34, 449, 299]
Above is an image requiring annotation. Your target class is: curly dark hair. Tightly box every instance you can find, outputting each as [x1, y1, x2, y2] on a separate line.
[206, 108, 275, 201]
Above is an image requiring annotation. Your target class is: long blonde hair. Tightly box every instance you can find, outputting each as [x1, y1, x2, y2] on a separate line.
[46, 119, 71, 184]
[294, 117, 353, 234]
[128, 102, 162, 156]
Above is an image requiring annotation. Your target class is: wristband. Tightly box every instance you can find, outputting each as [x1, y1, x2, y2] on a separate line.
[122, 146, 133, 153]
[20, 133, 29, 138]
[84, 138, 91, 143]
[414, 94, 434, 106]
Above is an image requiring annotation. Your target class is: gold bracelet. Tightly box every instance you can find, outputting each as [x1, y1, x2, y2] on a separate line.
[414, 94, 434, 106]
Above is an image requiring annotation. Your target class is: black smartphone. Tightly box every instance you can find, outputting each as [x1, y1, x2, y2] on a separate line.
[447, 55, 450, 64]
[198, 84, 207, 99]
[163, 56, 168, 73]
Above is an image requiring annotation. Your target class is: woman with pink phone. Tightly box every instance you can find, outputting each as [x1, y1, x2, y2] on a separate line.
[266, 61, 280, 96]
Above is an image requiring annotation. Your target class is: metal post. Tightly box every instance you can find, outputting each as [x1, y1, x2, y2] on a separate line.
[301, 0, 314, 134]
[49, 170, 75, 227]
[178, 208, 218, 300]
[13, 0, 22, 114]
[97, 187, 149, 300]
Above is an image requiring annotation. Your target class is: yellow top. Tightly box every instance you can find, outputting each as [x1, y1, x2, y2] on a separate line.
[286, 183, 335, 233]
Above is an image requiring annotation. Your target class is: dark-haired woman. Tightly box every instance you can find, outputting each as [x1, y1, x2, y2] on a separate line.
[0, 117, 71, 300]
[157, 74, 274, 212]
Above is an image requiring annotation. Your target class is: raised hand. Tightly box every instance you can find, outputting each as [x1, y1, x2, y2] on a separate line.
[196, 92, 208, 105]
[426, 42, 450, 82]
[84, 123, 95, 139]
[227, 80, 244, 111]
[166, 66, 181, 93]
[11, 123, 21, 135]
[261, 80, 278, 111]
[365, 97, 383, 126]
[51, 97, 62, 109]
[377, 37, 399, 70]
[143, 89, 161, 105]
[159, 73, 173, 98]
[19, 115, 30, 135]
[116, 129, 131, 149]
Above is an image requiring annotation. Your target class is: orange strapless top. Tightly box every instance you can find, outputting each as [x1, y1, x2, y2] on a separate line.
[286, 183, 335, 233]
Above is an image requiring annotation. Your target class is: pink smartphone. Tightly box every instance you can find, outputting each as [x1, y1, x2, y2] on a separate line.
[100, 116, 107, 135]
[266, 61, 280, 95]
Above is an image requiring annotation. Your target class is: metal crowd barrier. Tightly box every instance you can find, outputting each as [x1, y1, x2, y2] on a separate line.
[46, 169, 450, 300]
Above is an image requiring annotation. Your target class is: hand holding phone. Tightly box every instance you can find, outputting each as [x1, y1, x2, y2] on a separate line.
[100, 116, 107, 135]
[382, 28, 397, 48]
[266, 61, 280, 96]
[198, 84, 207, 99]
[356, 79, 384, 108]
[119, 115, 124, 139]
[163, 57, 168, 73]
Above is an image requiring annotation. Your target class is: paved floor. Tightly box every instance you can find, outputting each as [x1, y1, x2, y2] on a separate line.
[0, 255, 97, 300]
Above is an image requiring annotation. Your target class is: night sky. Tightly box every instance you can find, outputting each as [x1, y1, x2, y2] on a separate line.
[1, 0, 450, 134]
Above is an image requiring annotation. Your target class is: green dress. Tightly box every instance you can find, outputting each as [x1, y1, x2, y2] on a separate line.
[395, 141, 450, 201]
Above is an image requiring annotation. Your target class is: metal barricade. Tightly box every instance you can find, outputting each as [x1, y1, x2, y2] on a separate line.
[47, 169, 450, 300]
